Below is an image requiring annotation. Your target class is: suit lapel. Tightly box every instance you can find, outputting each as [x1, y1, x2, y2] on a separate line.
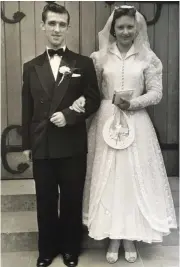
[35, 52, 55, 99]
[49, 49, 76, 116]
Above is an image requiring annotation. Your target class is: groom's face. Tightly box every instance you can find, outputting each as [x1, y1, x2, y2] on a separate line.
[42, 11, 69, 48]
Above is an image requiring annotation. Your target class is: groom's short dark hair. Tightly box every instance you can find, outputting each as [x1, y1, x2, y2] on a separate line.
[42, 3, 70, 24]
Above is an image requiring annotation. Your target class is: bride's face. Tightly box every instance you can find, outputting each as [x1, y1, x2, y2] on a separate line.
[114, 15, 136, 47]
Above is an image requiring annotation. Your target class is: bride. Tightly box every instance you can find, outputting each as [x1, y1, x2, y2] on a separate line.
[71, 5, 177, 264]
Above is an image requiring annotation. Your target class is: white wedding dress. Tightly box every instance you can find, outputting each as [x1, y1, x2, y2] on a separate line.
[83, 42, 177, 243]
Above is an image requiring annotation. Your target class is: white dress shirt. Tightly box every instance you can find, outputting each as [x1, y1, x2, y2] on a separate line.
[46, 46, 66, 80]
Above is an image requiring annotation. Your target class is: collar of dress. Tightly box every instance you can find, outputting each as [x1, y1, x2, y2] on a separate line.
[108, 42, 139, 60]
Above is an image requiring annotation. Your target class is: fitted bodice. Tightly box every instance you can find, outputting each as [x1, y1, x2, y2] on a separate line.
[102, 53, 144, 100]
[91, 42, 163, 111]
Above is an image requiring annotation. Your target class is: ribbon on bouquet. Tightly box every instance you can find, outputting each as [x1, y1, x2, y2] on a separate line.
[109, 106, 129, 145]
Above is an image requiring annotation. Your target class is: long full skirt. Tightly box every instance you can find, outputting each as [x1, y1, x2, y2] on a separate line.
[83, 100, 177, 243]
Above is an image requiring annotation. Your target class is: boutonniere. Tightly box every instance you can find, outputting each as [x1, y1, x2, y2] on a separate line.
[58, 66, 80, 86]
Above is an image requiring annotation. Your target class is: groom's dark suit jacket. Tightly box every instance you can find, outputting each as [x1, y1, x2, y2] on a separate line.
[22, 48, 100, 159]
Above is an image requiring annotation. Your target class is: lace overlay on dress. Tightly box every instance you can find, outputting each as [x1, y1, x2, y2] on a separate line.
[82, 44, 177, 242]
[129, 51, 163, 110]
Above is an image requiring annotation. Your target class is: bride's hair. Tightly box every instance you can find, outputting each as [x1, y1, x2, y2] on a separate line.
[110, 7, 136, 37]
[98, 6, 150, 52]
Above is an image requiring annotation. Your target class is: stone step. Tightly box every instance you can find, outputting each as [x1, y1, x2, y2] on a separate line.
[1, 180, 36, 212]
[1, 210, 179, 253]
[1, 177, 179, 212]
[1, 211, 108, 252]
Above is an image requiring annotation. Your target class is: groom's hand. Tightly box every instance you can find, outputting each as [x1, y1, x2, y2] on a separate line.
[50, 112, 66, 127]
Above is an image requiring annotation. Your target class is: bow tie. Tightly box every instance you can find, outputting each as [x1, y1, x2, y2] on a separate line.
[48, 48, 65, 57]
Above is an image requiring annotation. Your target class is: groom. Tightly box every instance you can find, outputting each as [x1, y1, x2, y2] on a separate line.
[21, 3, 100, 267]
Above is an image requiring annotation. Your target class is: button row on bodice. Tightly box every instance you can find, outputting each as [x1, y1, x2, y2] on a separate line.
[121, 60, 125, 90]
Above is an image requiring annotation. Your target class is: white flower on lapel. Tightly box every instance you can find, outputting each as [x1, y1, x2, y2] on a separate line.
[59, 66, 71, 75]
[58, 66, 81, 86]
[58, 66, 72, 86]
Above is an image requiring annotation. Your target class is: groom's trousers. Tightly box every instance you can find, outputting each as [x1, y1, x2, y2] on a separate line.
[32, 155, 87, 258]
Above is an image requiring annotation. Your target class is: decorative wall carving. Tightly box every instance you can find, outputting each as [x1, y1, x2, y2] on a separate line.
[1, 125, 29, 174]
[1, 9, 25, 24]
[1, 0, 54, 24]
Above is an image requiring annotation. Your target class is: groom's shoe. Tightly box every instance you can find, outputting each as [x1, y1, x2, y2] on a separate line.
[62, 253, 78, 267]
[36, 257, 53, 267]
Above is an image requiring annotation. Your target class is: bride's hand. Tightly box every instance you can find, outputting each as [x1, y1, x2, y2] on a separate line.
[70, 96, 86, 113]
[116, 98, 130, 110]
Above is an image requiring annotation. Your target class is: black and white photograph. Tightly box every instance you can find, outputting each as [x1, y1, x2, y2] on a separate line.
[1, 1, 179, 267]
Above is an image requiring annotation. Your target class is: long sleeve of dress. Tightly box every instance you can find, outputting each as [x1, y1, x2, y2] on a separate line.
[129, 53, 163, 111]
